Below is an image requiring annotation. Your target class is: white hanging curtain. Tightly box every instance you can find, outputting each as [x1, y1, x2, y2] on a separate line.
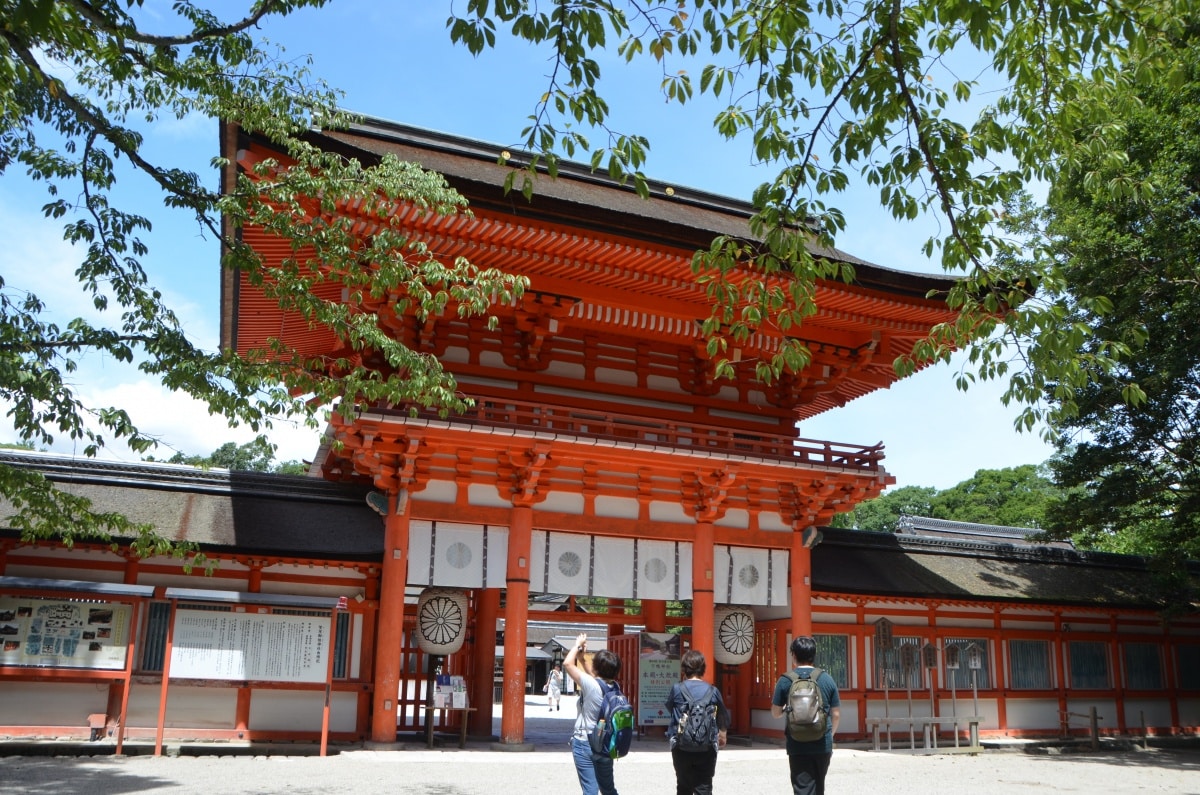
[531, 531, 692, 600]
[408, 525, 784, 604]
[714, 545, 788, 606]
[593, 536, 636, 598]
[634, 539, 683, 601]
[407, 520, 509, 588]
[532, 530, 592, 595]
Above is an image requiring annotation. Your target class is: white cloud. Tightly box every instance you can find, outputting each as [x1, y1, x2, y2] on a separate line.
[2, 377, 324, 466]
[0, 193, 321, 466]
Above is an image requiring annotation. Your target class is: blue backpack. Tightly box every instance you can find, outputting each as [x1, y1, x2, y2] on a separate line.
[588, 679, 634, 758]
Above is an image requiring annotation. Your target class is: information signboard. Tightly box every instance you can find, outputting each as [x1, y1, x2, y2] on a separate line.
[169, 609, 329, 683]
[0, 596, 131, 670]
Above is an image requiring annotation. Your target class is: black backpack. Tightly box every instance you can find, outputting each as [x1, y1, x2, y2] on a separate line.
[674, 683, 719, 752]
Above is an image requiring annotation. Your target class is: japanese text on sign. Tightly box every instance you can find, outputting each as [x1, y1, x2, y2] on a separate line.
[169, 609, 330, 683]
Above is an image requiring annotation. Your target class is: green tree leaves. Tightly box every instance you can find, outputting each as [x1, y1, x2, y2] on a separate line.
[157, 437, 304, 474]
[1035, 38, 1200, 580]
[445, 0, 1186, 438]
[830, 484, 936, 533]
[831, 465, 1059, 533]
[1, 1, 525, 552]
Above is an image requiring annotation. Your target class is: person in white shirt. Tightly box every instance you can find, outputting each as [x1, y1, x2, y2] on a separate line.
[564, 632, 623, 795]
[547, 663, 564, 710]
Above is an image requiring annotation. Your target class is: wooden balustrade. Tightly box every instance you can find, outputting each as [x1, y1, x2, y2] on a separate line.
[372, 400, 884, 471]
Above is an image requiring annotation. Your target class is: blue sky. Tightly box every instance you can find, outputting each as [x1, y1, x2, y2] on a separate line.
[0, 0, 1055, 489]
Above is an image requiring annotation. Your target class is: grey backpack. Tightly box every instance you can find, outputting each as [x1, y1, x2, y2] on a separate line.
[784, 668, 827, 742]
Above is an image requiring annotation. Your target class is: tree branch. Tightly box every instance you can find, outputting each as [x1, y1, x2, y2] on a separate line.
[1, 30, 223, 228]
[886, 0, 979, 269]
[66, 0, 289, 48]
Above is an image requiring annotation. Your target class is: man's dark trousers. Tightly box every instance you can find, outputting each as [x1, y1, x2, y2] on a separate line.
[671, 747, 717, 795]
[787, 751, 831, 795]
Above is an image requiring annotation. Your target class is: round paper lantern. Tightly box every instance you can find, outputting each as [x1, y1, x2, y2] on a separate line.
[714, 605, 755, 664]
[415, 588, 468, 655]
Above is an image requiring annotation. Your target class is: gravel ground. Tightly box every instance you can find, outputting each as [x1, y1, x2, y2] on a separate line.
[3, 744, 1199, 795]
[2, 698, 1197, 794]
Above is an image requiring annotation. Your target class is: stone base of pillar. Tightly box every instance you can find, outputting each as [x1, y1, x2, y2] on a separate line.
[489, 740, 535, 752]
[361, 740, 407, 751]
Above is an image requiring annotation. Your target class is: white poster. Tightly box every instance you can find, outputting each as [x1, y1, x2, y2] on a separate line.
[0, 597, 131, 670]
[637, 632, 681, 727]
[169, 609, 330, 683]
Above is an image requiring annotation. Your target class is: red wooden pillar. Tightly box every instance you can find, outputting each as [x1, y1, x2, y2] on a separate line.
[500, 504, 533, 744]
[642, 600, 667, 634]
[992, 606, 1008, 732]
[791, 530, 814, 637]
[369, 492, 412, 743]
[608, 597, 626, 640]
[1166, 625, 1180, 732]
[854, 600, 868, 736]
[732, 660, 752, 734]
[247, 560, 263, 592]
[1054, 611, 1068, 734]
[1110, 613, 1126, 732]
[234, 689, 252, 734]
[691, 520, 715, 670]
[469, 588, 500, 736]
[107, 553, 143, 731]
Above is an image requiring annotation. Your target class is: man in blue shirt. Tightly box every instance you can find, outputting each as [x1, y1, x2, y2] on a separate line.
[771, 636, 841, 795]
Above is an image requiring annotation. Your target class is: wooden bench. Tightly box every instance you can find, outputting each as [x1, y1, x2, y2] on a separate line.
[864, 715, 982, 751]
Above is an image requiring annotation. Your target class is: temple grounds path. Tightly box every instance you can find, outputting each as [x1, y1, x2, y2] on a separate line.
[2, 697, 1197, 794]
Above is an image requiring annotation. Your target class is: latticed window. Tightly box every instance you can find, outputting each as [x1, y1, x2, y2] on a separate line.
[944, 638, 991, 689]
[1122, 642, 1163, 690]
[876, 636, 925, 690]
[814, 634, 849, 688]
[1068, 641, 1110, 689]
[332, 611, 351, 679]
[139, 600, 173, 673]
[1008, 639, 1053, 689]
[1176, 645, 1200, 689]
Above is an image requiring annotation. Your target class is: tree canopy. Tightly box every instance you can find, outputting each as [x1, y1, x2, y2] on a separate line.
[149, 437, 306, 475]
[1, 0, 524, 554]
[830, 484, 935, 533]
[832, 465, 1058, 533]
[1, 0, 1195, 561]
[1032, 37, 1200, 571]
[447, 0, 1180, 422]
[932, 463, 1059, 528]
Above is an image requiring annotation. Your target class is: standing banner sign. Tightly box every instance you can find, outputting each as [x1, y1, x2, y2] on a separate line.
[636, 631, 680, 727]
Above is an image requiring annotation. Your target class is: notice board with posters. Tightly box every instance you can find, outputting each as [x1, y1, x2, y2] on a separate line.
[0, 596, 132, 670]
